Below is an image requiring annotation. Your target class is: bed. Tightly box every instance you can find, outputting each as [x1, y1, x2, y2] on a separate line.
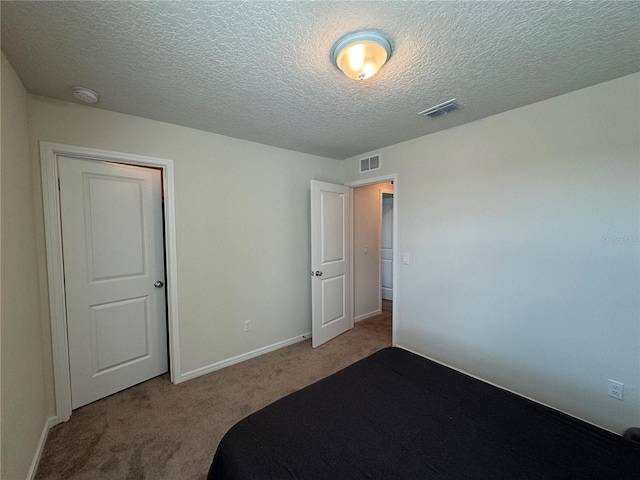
[207, 347, 639, 479]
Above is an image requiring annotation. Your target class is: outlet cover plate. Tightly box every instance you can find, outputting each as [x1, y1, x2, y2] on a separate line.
[607, 379, 624, 400]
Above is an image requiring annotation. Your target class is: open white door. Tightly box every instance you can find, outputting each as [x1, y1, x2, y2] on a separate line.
[310, 180, 352, 348]
[58, 156, 168, 408]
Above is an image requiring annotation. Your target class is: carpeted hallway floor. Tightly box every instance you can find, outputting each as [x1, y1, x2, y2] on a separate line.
[35, 302, 392, 479]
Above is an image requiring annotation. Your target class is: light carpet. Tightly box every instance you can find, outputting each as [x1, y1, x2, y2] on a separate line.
[36, 304, 392, 479]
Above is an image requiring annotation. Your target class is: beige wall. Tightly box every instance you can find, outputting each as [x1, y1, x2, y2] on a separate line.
[353, 182, 393, 320]
[343, 73, 640, 434]
[1, 53, 50, 479]
[27, 95, 342, 386]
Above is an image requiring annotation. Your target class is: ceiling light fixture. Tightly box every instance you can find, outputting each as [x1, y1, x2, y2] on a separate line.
[331, 31, 392, 81]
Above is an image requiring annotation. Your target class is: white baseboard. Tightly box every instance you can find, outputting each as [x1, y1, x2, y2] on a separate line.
[26, 416, 55, 480]
[354, 309, 381, 323]
[181, 332, 311, 382]
[48, 410, 66, 429]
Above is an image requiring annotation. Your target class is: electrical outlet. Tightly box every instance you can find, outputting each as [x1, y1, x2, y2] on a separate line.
[607, 379, 624, 400]
[244, 320, 251, 332]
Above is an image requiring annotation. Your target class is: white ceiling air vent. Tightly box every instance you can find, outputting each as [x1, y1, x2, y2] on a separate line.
[418, 99, 464, 119]
[360, 154, 381, 173]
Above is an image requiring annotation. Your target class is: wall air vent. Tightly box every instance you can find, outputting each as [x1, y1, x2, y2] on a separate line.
[360, 154, 381, 173]
[418, 99, 464, 119]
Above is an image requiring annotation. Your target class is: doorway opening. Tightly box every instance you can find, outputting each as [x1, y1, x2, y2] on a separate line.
[346, 174, 398, 346]
[381, 192, 394, 319]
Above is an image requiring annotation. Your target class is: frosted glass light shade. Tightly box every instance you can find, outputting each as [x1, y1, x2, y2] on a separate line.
[331, 31, 392, 81]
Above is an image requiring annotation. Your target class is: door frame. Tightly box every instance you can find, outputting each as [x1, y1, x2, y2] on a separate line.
[345, 174, 399, 346]
[40, 142, 181, 424]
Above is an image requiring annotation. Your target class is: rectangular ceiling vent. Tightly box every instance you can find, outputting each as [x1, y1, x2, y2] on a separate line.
[360, 154, 381, 173]
[418, 99, 464, 119]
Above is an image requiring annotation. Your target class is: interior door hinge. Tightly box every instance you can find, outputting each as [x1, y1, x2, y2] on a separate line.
[58, 178, 61, 190]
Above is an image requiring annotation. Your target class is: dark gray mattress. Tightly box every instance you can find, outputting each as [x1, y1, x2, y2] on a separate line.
[208, 347, 639, 479]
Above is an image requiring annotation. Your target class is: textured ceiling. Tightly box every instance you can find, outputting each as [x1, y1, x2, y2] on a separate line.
[2, 1, 639, 160]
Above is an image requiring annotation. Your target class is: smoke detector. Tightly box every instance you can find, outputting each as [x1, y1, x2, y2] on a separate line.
[72, 86, 99, 104]
[418, 99, 463, 119]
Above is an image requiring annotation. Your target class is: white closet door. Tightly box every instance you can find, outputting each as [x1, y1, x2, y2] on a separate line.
[59, 156, 167, 409]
